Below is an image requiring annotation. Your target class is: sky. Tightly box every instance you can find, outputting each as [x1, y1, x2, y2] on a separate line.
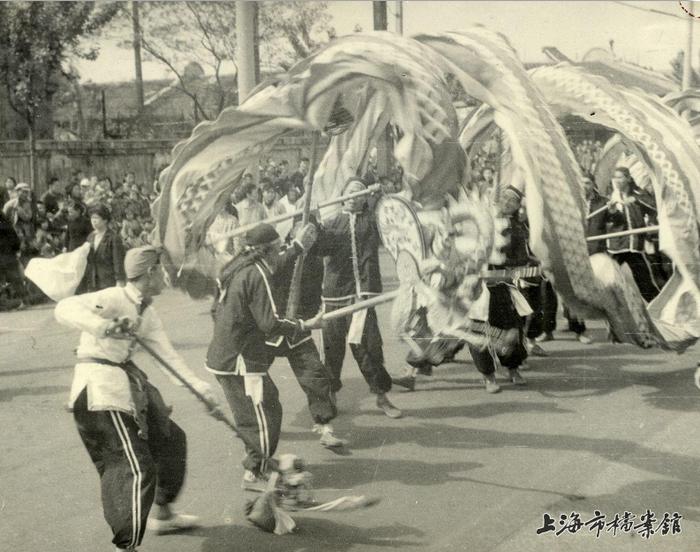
[76, 1, 698, 84]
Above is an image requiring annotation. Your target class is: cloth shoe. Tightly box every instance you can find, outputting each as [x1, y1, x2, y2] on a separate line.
[416, 364, 433, 376]
[376, 394, 402, 418]
[313, 424, 347, 448]
[535, 332, 554, 343]
[509, 369, 527, 385]
[148, 512, 201, 534]
[483, 374, 501, 394]
[241, 469, 269, 492]
[577, 333, 593, 344]
[526, 340, 548, 357]
[391, 374, 416, 391]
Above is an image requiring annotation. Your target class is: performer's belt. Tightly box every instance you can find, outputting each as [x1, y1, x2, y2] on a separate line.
[78, 356, 133, 368]
[77, 356, 171, 440]
[481, 265, 542, 283]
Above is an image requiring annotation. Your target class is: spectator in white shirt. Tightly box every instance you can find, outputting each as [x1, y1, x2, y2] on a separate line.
[279, 185, 301, 215]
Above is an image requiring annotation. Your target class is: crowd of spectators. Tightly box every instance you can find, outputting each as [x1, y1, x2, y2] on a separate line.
[573, 139, 604, 173]
[0, 154, 407, 310]
[0, 171, 157, 310]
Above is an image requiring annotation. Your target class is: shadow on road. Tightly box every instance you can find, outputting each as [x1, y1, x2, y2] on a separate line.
[403, 401, 574, 420]
[311, 457, 483, 489]
[0, 364, 73, 378]
[0, 384, 69, 401]
[197, 519, 424, 551]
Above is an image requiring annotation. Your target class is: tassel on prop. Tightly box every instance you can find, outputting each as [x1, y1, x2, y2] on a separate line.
[245, 455, 380, 535]
[245, 472, 297, 535]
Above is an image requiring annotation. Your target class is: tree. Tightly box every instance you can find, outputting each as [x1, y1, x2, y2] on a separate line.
[258, 1, 333, 71]
[0, 1, 117, 186]
[670, 50, 700, 88]
[106, 1, 333, 119]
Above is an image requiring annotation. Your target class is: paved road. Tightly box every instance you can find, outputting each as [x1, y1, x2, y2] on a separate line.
[1, 283, 700, 551]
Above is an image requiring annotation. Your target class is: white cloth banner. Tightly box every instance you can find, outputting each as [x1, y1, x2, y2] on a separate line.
[24, 242, 90, 301]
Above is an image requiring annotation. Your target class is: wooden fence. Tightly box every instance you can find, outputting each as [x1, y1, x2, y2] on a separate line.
[0, 133, 327, 196]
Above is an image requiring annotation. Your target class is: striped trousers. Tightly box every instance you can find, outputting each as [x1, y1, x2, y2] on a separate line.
[73, 388, 187, 550]
[215, 373, 282, 476]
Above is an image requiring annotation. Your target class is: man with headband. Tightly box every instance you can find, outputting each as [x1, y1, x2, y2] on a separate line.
[207, 222, 325, 491]
[55, 246, 219, 552]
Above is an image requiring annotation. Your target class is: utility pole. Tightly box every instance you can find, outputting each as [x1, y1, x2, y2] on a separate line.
[373, 1, 388, 31]
[236, 1, 259, 104]
[132, 1, 145, 112]
[683, 1, 694, 90]
[101, 89, 107, 139]
[395, 1, 403, 35]
[372, 1, 391, 178]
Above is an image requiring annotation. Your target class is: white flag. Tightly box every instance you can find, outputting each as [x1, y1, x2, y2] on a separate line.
[25, 242, 90, 301]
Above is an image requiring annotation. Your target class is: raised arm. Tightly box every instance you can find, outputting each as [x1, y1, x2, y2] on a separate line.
[54, 289, 113, 337]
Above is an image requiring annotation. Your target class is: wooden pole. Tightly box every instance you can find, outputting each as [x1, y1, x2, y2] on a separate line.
[586, 225, 659, 242]
[131, 1, 145, 112]
[373, 0, 392, 178]
[394, 0, 403, 35]
[236, 1, 258, 104]
[134, 336, 239, 433]
[321, 291, 400, 321]
[286, 131, 320, 318]
[683, 2, 694, 90]
[586, 201, 612, 220]
[101, 89, 107, 139]
[219, 186, 377, 242]
[373, 1, 388, 31]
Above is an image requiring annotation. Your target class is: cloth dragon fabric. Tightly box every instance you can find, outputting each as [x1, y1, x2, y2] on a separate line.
[461, 61, 700, 349]
[153, 28, 698, 351]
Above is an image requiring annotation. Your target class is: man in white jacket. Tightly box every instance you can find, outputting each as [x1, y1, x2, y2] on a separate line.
[55, 246, 219, 552]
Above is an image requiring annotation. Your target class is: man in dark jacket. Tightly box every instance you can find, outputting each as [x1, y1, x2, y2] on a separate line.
[605, 166, 660, 302]
[314, 178, 401, 419]
[40, 176, 63, 215]
[206, 223, 323, 490]
[0, 210, 25, 308]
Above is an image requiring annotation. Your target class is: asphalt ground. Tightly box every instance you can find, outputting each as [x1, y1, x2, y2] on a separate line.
[1, 262, 699, 551]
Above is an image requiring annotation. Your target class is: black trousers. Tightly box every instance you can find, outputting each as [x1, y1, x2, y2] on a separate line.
[281, 338, 337, 425]
[322, 305, 392, 394]
[470, 284, 528, 374]
[73, 388, 187, 550]
[0, 255, 26, 302]
[216, 372, 282, 475]
[612, 251, 661, 303]
[523, 280, 557, 338]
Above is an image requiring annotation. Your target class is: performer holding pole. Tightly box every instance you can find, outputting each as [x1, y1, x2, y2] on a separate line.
[206, 223, 325, 491]
[604, 167, 661, 302]
[468, 186, 530, 393]
[314, 178, 402, 418]
[54, 246, 219, 552]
